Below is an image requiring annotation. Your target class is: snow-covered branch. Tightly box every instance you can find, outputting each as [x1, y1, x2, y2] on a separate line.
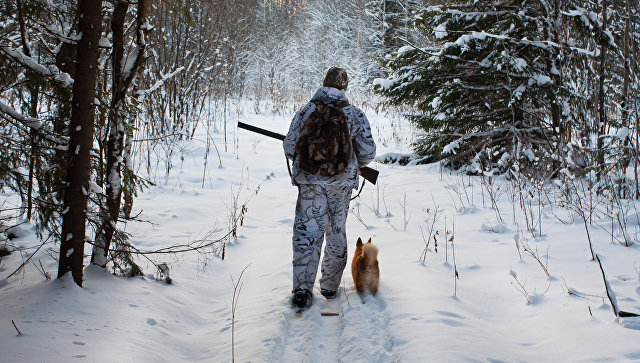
[137, 66, 184, 96]
[0, 100, 41, 130]
[0, 44, 73, 87]
[0, 101, 69, 146]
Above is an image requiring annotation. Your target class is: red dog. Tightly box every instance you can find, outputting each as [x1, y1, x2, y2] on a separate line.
[351, 237, 380, 299]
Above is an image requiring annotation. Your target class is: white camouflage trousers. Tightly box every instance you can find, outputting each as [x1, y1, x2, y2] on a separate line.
[292, 183, 352, 292]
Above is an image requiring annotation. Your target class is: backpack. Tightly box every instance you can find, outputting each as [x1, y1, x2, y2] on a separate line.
[295, 100, 353, 177]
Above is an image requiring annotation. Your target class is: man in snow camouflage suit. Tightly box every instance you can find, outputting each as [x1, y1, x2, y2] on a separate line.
[283, 67, 377, 309]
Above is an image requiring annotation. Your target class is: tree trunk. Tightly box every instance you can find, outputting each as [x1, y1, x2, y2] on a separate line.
[26, 91, 38, 220]
[545, 0, 564, 163]
[92, 0, 147, 267]
[91, 0, 128, 268]
[123, 61, 146, 219]
[620, 0, 631, 172]
[16, 0, 38, 220]
[633, 12, 640, 198]
[596, 0, 608, 173]
[57, 0, 102, 286]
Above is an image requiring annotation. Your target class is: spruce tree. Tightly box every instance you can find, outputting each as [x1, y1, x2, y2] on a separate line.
[57, 0, 102, 286]
[376, 0, 567, 174]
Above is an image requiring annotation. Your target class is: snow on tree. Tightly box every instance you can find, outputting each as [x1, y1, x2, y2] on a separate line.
[376, 0, 640, 193]
[243, 0, 388, 108]
[0, 0, 77, 239]
[376, 1, 571, 175]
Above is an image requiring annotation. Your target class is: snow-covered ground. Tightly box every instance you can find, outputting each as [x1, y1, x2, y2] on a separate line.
[1, 102, 640, 362]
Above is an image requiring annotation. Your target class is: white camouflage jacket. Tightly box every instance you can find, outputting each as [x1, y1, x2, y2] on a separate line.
[283, 87, 377, 189]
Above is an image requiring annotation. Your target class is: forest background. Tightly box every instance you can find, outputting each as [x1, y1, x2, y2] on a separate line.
[0, 0, 638, 292]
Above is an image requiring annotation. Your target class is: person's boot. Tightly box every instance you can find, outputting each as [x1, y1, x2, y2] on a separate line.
[291, 288, 313, 310]
[320, 288, 337, 299]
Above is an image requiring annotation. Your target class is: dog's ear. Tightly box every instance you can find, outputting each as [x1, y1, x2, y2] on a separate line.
[357, 237, 363, 246]
[367, 237, 372, 244]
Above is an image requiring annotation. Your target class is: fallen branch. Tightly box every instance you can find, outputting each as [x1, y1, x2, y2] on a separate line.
[595, 254, 639, 318]
[83, 228, 232, 255]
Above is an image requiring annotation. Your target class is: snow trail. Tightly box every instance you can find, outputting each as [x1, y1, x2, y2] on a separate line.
[271, 288, 400, 362]
[340, 295, 400, 362]
[273, 293, 344, 362]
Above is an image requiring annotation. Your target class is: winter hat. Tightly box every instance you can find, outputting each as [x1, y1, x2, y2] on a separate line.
[323, 67, 348, 90]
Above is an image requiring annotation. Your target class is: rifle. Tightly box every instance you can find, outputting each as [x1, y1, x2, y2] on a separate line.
[238, 121, 379, 185]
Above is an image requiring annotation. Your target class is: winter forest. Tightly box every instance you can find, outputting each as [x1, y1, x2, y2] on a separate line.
[2, 0, 640, 361]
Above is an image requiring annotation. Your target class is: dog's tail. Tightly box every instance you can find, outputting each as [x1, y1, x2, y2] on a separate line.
[362, 242, 378, 260]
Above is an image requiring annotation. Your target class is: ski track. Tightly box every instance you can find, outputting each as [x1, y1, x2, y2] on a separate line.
[271, 288, 400, 363]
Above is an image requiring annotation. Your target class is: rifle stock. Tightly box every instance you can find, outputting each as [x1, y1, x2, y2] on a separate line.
[359, 165, 379, 185]
[238, 121, 378, 185]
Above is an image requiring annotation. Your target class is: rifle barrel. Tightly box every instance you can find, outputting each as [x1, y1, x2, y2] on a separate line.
[237, 121, 378, 185]
[238, 121, 285, 141]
